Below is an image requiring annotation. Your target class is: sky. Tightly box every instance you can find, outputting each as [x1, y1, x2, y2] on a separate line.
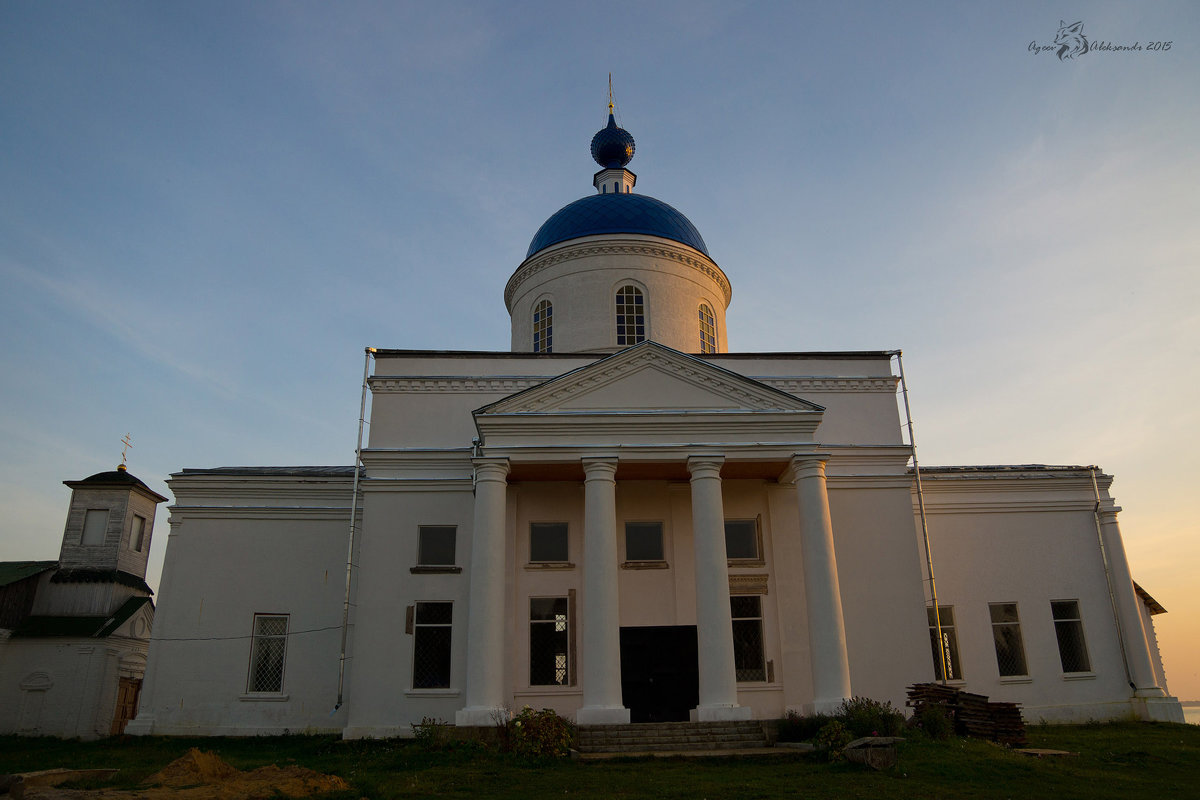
[2, 2, 1198, 701]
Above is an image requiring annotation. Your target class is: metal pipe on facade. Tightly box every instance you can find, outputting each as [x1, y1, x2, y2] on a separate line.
[335, 346, 375, 711]
[892, 351, 949, 684]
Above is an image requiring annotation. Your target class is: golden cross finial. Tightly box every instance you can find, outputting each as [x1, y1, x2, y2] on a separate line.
[121, 433, 133, 465]
[608, 73, 614, 115]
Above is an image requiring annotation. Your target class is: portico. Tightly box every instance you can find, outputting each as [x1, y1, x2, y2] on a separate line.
[454, 341, 853, 724]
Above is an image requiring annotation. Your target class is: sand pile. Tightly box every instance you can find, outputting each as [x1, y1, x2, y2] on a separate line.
[17, 748, 351, 800]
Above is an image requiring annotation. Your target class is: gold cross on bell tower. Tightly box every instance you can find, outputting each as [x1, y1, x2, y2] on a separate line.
[120, 433, 133, 467]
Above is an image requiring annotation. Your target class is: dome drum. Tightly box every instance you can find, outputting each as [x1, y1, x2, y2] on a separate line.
[508, 235, 730, 354]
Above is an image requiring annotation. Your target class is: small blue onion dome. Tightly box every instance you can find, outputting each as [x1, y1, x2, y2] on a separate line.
[526, 193, 709, 259]
[590, 113, 635, 168]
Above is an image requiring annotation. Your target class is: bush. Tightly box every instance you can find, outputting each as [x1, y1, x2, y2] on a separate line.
[411, 716, 450, 748]
[777, 710, 834, 742]
[814, 720, 853, 760]
[837, 696, 906, 738]
[507, 706, 574, 759]
[911, 703, 954, 740]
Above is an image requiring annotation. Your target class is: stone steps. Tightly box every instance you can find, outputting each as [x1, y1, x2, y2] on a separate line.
[576, 720, 769, 753]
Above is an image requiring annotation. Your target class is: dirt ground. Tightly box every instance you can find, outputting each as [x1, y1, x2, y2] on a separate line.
[14, 748, 351, 799]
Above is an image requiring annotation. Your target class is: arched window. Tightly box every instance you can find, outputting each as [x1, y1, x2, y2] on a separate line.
[615, 286, 645, 346]
[698, 303, 717, 354]
[533, 300, 552, 353]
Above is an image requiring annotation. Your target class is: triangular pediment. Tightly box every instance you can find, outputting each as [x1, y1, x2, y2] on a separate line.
[478, 341, 822, 415]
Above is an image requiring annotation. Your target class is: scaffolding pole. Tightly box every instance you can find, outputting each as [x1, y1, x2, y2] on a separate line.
[893, 350, 949, 684]
[335, 346, 375, 711]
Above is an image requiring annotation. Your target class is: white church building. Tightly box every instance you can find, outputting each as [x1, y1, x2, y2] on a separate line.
[127, 112, 1183, 738]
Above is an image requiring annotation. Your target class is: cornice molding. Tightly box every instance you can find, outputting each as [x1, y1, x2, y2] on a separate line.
[169, 506, 356, 522]
[369, 375, 899, 396]
[370, 377, 548, 394]
[728, 574, 769, 595]
[756, 377, 898, 394]
[915, 499, 1096, 514]
[505, 238, 732, 310]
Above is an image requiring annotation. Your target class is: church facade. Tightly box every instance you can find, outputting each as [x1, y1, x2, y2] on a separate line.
[127, 113, 1183, 738]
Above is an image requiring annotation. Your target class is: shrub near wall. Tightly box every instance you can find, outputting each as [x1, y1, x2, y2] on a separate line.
[508, 707, 574, 759]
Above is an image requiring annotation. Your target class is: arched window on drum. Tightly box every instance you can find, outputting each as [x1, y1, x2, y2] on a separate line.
[615, 286, 645, 346]
[533, 300, 553, 353]
[698, 303, 717, 354]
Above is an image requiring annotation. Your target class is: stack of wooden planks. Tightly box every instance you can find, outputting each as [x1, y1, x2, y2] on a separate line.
[907, 683, 1026, 746]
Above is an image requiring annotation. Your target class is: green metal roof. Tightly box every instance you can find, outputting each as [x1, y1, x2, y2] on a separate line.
[12, 596, 152, 639]
[0, 560, 57, 588]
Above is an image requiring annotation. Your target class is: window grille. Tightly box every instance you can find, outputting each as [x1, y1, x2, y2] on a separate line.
[412, 602, 453, 688]
[130, 515, 146, 551]
[724, 519, 759, 561]
[699, 303, 717, 353]
[530, 522, 568, 563]
[624, 521, 663, 561]
[615, 286, 645, 346]
[1051, 600, 1091, 673]
[417, 526, 456, 566]
[989, 602, 1029, 677]
[731, 595, 766, 681]
[533, 300, 552, 353]
[927, 605, 962, 680]
[81, 509, 108, 546]
[530, 597, 570, 685]
[247, 614, 288, 693]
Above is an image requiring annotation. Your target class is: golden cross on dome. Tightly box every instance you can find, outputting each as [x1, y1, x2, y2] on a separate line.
[121, 433, 133, 465]
[608, 73, 614, 115]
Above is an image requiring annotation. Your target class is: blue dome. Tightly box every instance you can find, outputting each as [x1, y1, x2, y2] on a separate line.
[526, 193, 710, 259]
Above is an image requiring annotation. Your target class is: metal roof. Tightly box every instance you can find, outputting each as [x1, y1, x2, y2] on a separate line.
[12, 596, 151, 639]
[0, 560, 56, 588]
[526, 193, 710, 259]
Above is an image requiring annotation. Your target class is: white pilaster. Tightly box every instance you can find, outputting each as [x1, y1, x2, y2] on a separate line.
[1097, 508, 1163, 697]
[688, 455, 751, 721]
[790, 455, 851, 714]
[576, 458, 630, 725]
[456, 458, 511, 726]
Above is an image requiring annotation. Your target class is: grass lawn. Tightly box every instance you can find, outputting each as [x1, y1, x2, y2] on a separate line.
[1, 722, 1198, 799]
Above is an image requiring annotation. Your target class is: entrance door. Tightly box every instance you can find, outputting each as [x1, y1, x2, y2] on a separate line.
[110, 677, 142, 735]
[619, 626, 699, 723]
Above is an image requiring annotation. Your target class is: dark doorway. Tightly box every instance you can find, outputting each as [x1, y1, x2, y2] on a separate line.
[619, 625, 699, 723]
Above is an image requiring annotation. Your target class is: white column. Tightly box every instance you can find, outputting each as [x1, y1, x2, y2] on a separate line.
[791, 455, 851, 714]
[1097, 508, 1163, 696]
[576, 458, 630, 724]
[688, 455, 751, 721]
[456, 458, 510, 726]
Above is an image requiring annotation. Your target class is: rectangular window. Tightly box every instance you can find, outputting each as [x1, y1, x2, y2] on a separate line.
[530, 522, 568, 563]
[82, 509, 108, 546]
[1051, 600, 1092, 673]
[417, 526, 456, 566]
[731, 595, 766, 681]
[724, 519, 760, 561]
[530, 597, 570, 686]
[130, 515, 146, 552]
[624, 521, 664, 561]
[989, 602, 1029, 677]
[412, 602, 453, 688]
[247, 614, 288, 693]
[927, 605, 962, 681]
